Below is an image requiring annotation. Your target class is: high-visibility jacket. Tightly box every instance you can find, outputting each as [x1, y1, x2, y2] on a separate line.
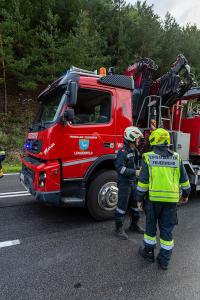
[137, 149, 190, 203]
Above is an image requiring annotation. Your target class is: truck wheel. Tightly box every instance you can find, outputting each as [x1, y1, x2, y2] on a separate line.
[87, 170, 118, 220]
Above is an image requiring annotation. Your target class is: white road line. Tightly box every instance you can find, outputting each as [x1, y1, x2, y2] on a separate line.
[4, 173, 19, 176]
[0, 191, 28, 195]
[0, 240, 20, 248]
[0, 194, 31, 198]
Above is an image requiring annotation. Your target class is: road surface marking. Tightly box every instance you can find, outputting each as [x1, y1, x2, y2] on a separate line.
[0, 191, 31, 198]
[0, 194, 31, 198]
[4, 173, 19, 176]
[0, 191, 28, 195]
[0, 240, 20, 248]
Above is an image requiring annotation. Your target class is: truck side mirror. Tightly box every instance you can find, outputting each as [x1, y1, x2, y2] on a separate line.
[68, 81, 78, 106]
[63, 108, 75, 122]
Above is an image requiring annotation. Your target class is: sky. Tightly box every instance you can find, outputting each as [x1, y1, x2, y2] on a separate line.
[127, 0, 200, 28]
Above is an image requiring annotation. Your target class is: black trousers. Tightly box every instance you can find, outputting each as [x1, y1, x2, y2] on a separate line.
[115, 180, 140, 224]
[144, 200, 178, 266]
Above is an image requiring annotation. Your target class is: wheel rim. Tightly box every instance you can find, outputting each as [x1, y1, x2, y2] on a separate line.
[98, 181, 118, 211]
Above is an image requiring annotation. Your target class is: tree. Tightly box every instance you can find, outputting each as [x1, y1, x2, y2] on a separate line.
[0, 33, 8, 114]
[179, 25, 200, 83]
[64, 10, 109, 70]
[158, 12, 182, 74]
[33, 9, 61, 83]
[131, 1, 162, 60]
[1, 0, 200, 94]
[0, 0, 38, 90]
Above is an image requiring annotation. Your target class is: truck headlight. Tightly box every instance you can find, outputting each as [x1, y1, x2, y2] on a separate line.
[38, 172, 46, 188]
[25, 139, 42, 154]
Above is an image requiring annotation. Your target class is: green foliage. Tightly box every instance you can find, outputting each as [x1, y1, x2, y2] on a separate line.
[0, 107, 36, 165]
[65, 10, 109, 69]
[3, 163, 21, 173]
[1, 0, 200, 165]
[19, 81, 38, 91]
[0, 0, 200, 90]
[158, 13, 182, 73]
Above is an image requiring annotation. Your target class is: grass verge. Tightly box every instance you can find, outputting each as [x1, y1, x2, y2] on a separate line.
[3, 163, 21, 173]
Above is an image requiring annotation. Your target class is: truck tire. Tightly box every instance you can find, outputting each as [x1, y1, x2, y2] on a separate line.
[87, 170, 118, 220]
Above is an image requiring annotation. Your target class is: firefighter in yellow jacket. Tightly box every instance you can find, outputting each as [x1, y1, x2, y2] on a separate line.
[137, 128, 191, 270]
[0, 146, 6, 178]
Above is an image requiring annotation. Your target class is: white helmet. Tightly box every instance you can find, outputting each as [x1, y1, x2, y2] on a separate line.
[124, 126, 143, 142]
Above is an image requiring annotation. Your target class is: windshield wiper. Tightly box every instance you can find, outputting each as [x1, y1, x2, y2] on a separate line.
[29, 122, 45, 132]
[29, 120, 55, 132]
[37, 120, 46, 130]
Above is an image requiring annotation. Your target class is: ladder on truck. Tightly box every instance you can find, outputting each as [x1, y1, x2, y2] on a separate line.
[136, 95, 184, 131]
[136, 97, 200, 192]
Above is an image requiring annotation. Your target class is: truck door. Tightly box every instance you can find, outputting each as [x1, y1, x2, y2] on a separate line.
[61, 87, 116, 179]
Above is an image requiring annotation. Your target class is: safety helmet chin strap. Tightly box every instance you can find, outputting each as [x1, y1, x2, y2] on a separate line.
[124, 138, 136, 145]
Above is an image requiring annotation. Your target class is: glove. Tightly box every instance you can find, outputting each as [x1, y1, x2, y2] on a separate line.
[137, 201, 143, 211]
[136, 169, 141, 177]
[180, 196, 188, 204]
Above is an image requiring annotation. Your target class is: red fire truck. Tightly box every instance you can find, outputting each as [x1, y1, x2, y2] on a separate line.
[20, 56, 200, 220]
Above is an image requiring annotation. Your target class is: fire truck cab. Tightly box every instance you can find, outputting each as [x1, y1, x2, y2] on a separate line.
[20, 70, 136, 220]
[20, 66, 200, 220]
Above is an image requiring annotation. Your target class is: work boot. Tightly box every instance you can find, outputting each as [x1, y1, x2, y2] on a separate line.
[156, 257, 168, 270]
[139, 246, 155, 262]
[129, 216, 144, 234]
[115, 222, 128, 240]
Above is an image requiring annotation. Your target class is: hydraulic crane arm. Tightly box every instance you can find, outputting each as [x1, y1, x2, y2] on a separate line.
[156, 54, 195, 107]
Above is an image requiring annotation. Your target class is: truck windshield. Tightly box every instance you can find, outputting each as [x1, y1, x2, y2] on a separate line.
[34, 90, 64, 124]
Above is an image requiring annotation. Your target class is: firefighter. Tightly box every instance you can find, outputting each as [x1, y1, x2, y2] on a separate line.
[114, 126, 144, 240]
[137, 128, 191, 270]
[0, 146, 5, 178]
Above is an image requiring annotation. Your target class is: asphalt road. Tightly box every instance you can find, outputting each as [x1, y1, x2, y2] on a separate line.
[0, 174, 200, 300]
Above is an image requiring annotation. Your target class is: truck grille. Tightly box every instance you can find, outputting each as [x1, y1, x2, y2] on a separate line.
[22, 164, 35, 180]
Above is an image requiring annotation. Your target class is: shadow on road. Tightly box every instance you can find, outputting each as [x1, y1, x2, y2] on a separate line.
[0, 181, 199, 241]
[0, 197, 112, 241]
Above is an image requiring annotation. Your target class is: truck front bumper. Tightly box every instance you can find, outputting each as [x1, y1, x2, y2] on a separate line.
[35, 190, 61, 206]
[20, 171, 61, 206]
[20, 156, 86, 207]
[20, 163, 61, 206]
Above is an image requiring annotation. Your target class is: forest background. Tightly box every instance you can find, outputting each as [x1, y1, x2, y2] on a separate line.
[1, 0, 200, 171]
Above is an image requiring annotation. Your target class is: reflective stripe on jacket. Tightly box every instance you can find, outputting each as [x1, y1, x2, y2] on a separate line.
[137, 146, 191, 203]
[115, 143, 139, 181]
[139, 150, 190, 203]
